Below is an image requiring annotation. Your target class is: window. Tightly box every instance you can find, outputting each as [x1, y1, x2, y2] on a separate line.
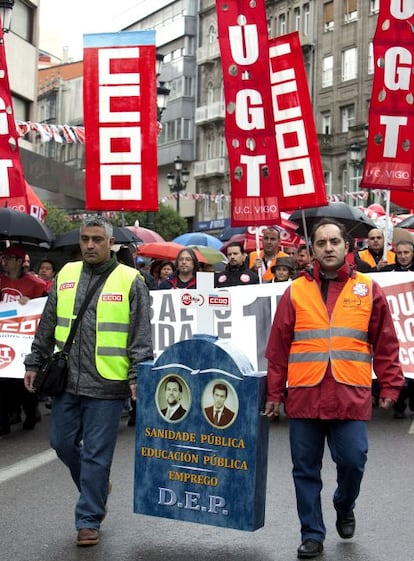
[279, 14, 287, 35]
[12, 95, 30, 121]
[183, 119, 192, 140]
[184, 77, 193, 97]
[324, 171, 333, 197]
[342, 47, 357, 81]
[341, 105, 355, 132]
[303, 4, 310, 36]
[203, 193, 211, 220]
[294, 8, 301, 32]
[207, 82, 214, 106]
[344, 0, 358, 24]
[322, 112, 332, 135]
[216, 189, 225, 219]
[368, 42, 374, 75]
[322, 55, 333, 88]
[370, 0, 380, 14]
[324, 2, 334, 32]
[208, 25, 216, 44]
[10, 0, 33, 42]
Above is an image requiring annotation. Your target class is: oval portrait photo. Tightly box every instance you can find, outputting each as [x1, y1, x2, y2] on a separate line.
[202, 380, 238, 429]
[156, 375, 191, 423]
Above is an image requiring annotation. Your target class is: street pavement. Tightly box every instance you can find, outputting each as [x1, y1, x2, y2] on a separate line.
[0, 404, 413, 561]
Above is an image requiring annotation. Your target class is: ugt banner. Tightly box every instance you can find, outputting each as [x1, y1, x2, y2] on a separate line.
[0, 27, 27, 201]
[216, 0, 281, 226]
[83, 31, 158, 211]
[361, 2, 414, 191]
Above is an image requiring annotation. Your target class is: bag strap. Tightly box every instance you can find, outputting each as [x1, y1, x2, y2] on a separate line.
[61, 262, 119, 354]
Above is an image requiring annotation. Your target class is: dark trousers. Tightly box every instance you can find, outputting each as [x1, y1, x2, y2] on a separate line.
[0, 378, 38, 430]
[289, 418, 368, 542]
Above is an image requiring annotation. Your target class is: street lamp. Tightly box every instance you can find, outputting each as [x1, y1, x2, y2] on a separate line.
[348, 143, 364, 207]
[167, 156, 190, 215]
[156, 52, 170, 122]
[0, 0, 14, 33]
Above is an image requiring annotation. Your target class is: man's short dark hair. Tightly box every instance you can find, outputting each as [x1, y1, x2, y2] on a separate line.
[165, 376, 182, 392]
[213, 383, 228, 397]
[226, 241, 244, 253]
[81, 215, 113, 238]
[310, 219, 347, 244]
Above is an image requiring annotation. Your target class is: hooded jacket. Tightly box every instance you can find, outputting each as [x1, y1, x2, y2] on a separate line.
[24, 253, 153, 400]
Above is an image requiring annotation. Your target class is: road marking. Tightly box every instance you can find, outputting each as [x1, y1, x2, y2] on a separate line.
[0, 449, 56, 484]
[409, 419, 414, 434]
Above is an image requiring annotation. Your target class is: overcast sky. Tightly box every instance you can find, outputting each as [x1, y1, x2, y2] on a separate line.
[39, 0, 139, 61]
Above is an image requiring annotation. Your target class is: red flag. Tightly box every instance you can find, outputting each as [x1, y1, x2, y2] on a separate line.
[361, 5, 414, 191]
[0, 27, 27, 200]
[216, 0, 281, 226]
[268, 33, 327, 211]
[83, 31, 158, 211]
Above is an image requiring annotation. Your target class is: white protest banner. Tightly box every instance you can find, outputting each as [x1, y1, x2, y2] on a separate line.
[2, 273, 414, 379]
[0, 297, 46, 379]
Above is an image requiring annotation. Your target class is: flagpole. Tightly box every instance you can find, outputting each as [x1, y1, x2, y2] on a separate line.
[383, 189, 391, 261]
[255, 227, 262, 284]
[301, 209, 310, 248]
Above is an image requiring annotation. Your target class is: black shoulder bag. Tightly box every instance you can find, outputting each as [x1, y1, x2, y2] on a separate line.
[34, 265, 117, 396]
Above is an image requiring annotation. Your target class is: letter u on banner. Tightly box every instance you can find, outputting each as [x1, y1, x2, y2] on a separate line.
[83, 31, 159, 211]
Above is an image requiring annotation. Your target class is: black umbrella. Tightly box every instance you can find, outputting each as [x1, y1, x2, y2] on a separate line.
[0, 208, 53, 245]
[53, 226, 142, 249]
[395, 215, 414, 229]
[289, 202, 377, 239]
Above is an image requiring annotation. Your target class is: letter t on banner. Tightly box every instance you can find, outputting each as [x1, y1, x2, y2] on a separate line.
[83, 31, 159, 211]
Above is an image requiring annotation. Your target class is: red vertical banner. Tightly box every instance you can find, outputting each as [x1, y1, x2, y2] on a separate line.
[216, 0, 281, 226]
[83, 31, 158, 211]
[268, 33, 327, 211]
[0, 28, 27, 202]
[361, 4, 414, 192]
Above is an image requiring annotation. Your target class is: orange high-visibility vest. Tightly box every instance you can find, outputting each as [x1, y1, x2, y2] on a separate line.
[358, 248, 395, 268]
[288, 273, 373, 387]
[248, 250, 287, 281]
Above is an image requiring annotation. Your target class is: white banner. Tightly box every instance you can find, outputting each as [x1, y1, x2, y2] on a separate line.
[2, 272, 414, 379]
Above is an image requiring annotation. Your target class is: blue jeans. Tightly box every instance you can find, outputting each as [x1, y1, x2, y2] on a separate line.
[289, 419, 368, 542]
[50, 392, 124, 530]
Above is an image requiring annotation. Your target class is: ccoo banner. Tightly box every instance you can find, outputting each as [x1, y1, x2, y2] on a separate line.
[83, 31, 158, 211]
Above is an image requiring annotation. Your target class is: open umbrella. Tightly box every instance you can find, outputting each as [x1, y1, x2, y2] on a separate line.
[0, 208, 53, 245]
[173, 232, 222, 249]
[289, 202, 377, 239]
[53, 226, 141, 249]
[125, 225, 165, 243]
[395, 215, 414, 229]
[136, 242, 208, 263]
[187, 245, 228, 265]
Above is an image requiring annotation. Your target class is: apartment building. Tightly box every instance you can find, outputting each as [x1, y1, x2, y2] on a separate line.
[122, 0, 198, 228]
[6, 0, 84, 209]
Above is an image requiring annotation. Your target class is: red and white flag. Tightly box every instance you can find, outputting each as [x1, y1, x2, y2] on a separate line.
[216, 0, 326, 227]
[0, 27, 27, 201]
[361, 4, 414, 192]
[83, 31, 158, 211]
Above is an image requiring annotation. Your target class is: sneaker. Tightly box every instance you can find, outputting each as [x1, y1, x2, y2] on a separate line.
[76, 528, 99, 546]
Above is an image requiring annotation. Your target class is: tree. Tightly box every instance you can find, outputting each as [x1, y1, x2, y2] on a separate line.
[112, 203, 187, 240]
[44, 204, 80, 235]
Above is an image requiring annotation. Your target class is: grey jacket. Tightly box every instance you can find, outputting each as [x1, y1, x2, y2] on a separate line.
[24, 254, 153, 400]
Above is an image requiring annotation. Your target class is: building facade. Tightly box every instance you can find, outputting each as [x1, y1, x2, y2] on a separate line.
[122, 0, 198, 228]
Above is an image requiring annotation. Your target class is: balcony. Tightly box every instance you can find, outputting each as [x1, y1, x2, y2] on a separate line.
[197, 41, 221, 64]
[195, 101, 225, 124]
[194, 158, 228, 178]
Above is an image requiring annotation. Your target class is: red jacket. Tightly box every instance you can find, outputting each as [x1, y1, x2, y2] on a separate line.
[265, 261, 404, 420]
